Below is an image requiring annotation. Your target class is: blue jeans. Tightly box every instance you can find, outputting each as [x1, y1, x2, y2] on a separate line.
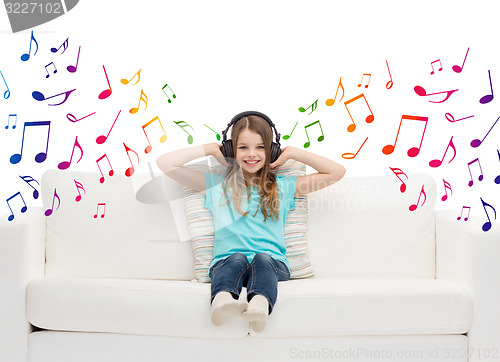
[209, 252, 290, 314]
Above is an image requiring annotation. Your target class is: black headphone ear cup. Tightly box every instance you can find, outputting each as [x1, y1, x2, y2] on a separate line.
[270, 142, 281, 163]
[220, 140, 234, 163]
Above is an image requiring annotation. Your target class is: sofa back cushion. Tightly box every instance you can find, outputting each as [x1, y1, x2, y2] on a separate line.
[41, 170, 195, 280]
[306, 173, 436, 278]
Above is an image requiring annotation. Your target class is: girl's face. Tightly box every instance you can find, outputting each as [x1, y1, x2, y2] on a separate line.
[235, 128, 266, 178]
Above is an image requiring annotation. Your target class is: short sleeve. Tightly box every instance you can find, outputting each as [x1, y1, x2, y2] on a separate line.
[203, 173, 225, 210]
[277, 175, 297, 212]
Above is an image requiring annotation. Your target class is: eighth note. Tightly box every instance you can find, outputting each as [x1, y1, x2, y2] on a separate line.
[480, 197, 496, 232]
[430, 59, 443, 75]
[344, 93, 375, 132]
[162, 83, 176, 103]
[457, 206, 471, 221]
[123, 143, 140, 177]
[10, 121, 51, 164]
[58, 136, 83, 170]
[326, 77, 344, 106]
[6, 114, 17, 129]
[45, 62, 57, 78]
[94, 203, 106, 219]
[467, 158, 484, 187]
[303, 120, 324, 148]
[409, 185, 427, 212]
[429, 136, 456, 168]
[44, 188, 61, 217]
[20, 31, 38, 62]
[357, 73, 371, 88]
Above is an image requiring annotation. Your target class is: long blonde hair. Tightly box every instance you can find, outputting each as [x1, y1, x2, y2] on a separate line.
[220, 115, 280, 222]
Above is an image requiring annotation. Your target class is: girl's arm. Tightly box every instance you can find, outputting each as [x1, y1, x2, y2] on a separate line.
[269, 146, 346, 196]
[156, 143, 229, 194]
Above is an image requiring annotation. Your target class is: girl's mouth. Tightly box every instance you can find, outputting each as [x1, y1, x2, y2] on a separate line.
[244, 160, 260, 165]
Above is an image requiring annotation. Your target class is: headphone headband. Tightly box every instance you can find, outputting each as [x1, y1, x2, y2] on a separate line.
[221, 111, 281, 146]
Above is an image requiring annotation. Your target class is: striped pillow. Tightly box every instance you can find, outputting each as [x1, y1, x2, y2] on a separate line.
[183, 159, 314, 282]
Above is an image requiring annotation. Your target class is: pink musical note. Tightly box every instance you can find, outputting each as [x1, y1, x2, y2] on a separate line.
[326, 77, 344, 106]
[44, 62, 57, 78]
[441, 179, 452, 201]
[67, 111, 95, 123]
[96, 154, 114, 183]
[58, 136, 83, 170]
[10, 121, 51, 164]
[5, 192, 27, 221]
[142, 116, 167, 154]
[495, 150, 500, 185]
[19, 175, 39, 199]
[385, 60, 393, 89]
[44, 188, 61, 216]
[382, 115, 428, 157]
[457, 206, 471, 221]
[94, 203, 106, 219]
[74, 180, 85, 202]
[67, 46, 81, 73]
[50, 37, 69, 54]
[96, 110, 121, 144]
[20, 31, 38, 61]
[32, 89, 76, 106]
[389, 167, 408, 193]
[129, 90, 148, 114]
[452, 48, 469, 73]
[470, 116, 499, 148]
[467, 158, 484, 187]
[121, 68, 142, 85]
[480, 197, 496, 232]
[98, 65, 112, 100]
[409, 185, 426, 211]
[479, 70, 494, 104]
[342, 137, 368, 160]
[357, 73, 371, 88]
[430, 59, 443, 75]
[445, 113, 474, 123]
[429, 136, 456, 168]
[414, 86, 458, 103]
[123, 143, 140, 177]
[344, 93, 374, 132]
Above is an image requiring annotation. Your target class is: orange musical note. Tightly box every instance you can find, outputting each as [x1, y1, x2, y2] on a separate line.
[441, 179, 452, 201]
[414, 86, 458, 103]
[96, 154, 114, 183]
[452, 48, 469, 73]
[142, 116, 167, 153]
[326, 77, 344, 106]
[121, 68, 142, 85]
[409, 185, 426, 211]
[98, 65, 112, 100]
[5, 192, 27, 221]
[20, 31, 38, 61]
[44, 188, 61, 216]
[344, 93, 374, 132]
[445, 113, 474, 123]
[457, 206, 471, 221]
[96, 110, 122, 144]
[129, 90, 148, 114]
[19, 175, 40, 199]
[389, 167, 408, 193]
[58, 136, 83, 170]
[357, 73, 371, 88]
[467, 158, 484, 187]
[74, 180, 86, 202]
[303, 120, 324, 148]
[94, 203, 106, 219]
[382, 115, 428, 157]
[385, 60, 393, 89]
[430, 59, 443, 75]
[123, 143, 140, 177]
[299, 99, 318, 115]
[480, 197, 496, 232]
[429, 136, 456, 168]
[342, 137, 368, 160]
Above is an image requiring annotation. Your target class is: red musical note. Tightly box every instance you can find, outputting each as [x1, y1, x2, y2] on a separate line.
[50, 37, 69, 54]
[467, 158, 484, 187]
[96, 154, 114, 183]
[121, 68, 142, 85]
[385, 60, 393, 89]
[299, 99, 318, 114]
[161, 83, 176, 103]
[98, 65, 112, 100]
[5, 192, 27, 221]
[357, 73, 371, 88]
[470, 116, 499, 148]
[495, 150, 500, 185]
[67, 46, 81, 73]
[130, 90, 148, 114]
[326, 77, 344, 106]
[44, 188, 61, 216]
[342, 137, 368, 160]
[480, 197, 496, 232]
[414, 86, 458, 103]
[123, 143, 140, 177]
[67, 111, 95, 123]
[429, 136, 456, 168]
[382, 115, 428, 157]
[445, 113, 474, 123]
[142, 116, 167, 153]
[32, 89, 76, 106]
[74, 180, 86, 202]
[10, 121, 51, 164]
[409, 185, 426, 211]
[430, 59, 443, 75]
[96, 110, 121, 144]
[19, 175, 39, 199]
[479, 70, 494, 104]
[452, 48, 469, 73]
[389, 167, 408, 193]
[344, 93, 374, 132]
[20, 31, 38, 61]
[441, 179, 452, 201]
[58, 136, 83, 170]
[44, 62, 57, 78]
[457, 206, 471, 221]
[303, 120, 324, 148]
[94, 203, 106, 219]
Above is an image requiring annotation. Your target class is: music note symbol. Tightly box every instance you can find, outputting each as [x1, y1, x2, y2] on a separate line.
[409, 185, 427, 211]
[303, 120, 324, 148]
[94, 203, 106, 219]
[44, 188, 61, 216]
[66, 111, 95, 123]
[123, 143, 140, 177]
[6, 114, 17, 129]
[19, 175, 40, 199]
[1, 70, 10, 99]
[344, 93, 374, 132]
[382, 115, 428, 157]
[283, 122, 298, 140]
[67, 46, 81, 73]
[121, 68, 142, 85]
[129, 90, 148, 114]
[20, 31, 38, 61]
[96, 154, 114, 183]
[10, 121, 51, 164]
[389, 167, 408, 193]
[299, 99, 318, 115]
[342, 137, 368, 160]
[385, 60, 393, 89]
[414, 86, 458, 103]
[326, 77, 344, 106]
[74, 180, 86, 202]
[174, 121, 194, 144]
[452, 48, 469, 73]
[5, 192, 27, 221]
[162, 83, 176, 103]
[98, 65, 112, 100]
[457, 206, 471, 221]
[50, 37, 69, 54]
[44, 62, 57, 78]
[479, 70, 494, 104]
[479, 197, 496, 232]
[58, 136, 83, 170]
[467, 158, 484, 187]
[445, 113, 474, 123]
[441, 179, 452, 201]
[429, 136, 456, 168]
[32, 89, 76, 106]
[430, 59, 443, 75]
[204, 124, 221, 141]
[96, 110, 121, 144]
[357, 73, 371, 88]
[142, 116, 167, 153]
[495, 150, 500, 185]
[470, 116, 499, 148]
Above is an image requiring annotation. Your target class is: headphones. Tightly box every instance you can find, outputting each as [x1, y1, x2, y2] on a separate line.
[220, 111, 282, 164]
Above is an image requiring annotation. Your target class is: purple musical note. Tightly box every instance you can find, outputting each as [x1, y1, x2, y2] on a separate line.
[479, 70, 494, 104]
[5, 192, 27, 221]
[10, 121, 51, 164]
[480, 197, 496, 232]
[19, 175, 39, 199]
[32, 89, 76, 106]
[470, 116, 499, 148]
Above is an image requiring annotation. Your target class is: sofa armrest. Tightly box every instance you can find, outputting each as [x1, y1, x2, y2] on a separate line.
[0, 208, 46, 362]
[436, 210, 500, 362]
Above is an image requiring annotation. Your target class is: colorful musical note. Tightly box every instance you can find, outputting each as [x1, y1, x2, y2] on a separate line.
[50, 37, 69, 54]
[429, 136, 456, 168]
[96, 154, 114, 183]
[98, 65, 112, 100]
[495, 150, 500, 185]
[5, 192, 27, 221]
[162, 83, 176, 103]
[385, 60, 393, 89]
[441, 179, 452, 201]
[470, 116, 499, 148]
[303, 120, 324, 148]
[457, 206, 471, 221]
[129, 90, 148, 114]
[66, 111, 95, 123]
[174, 121, 194, 144]
[326, 77, 344, 106]
[204, 124, 221, 141]
[44, 188, 61, 217]
[1, 70, 10, 99]
[121, 68, 142, 85]
[74, 180, 85, 202]
[283, 122, 298, 140]
[342, 137, 368, 160]
[142, 116, 167, 153]
[6, 114, 17, 129]
[44, 62, 57, 78]
[452, 48, 469, 73]
[389, 167, 408, 193]
[357, 73, 371, 88]
[445, 113, 474, 123]
[19, 175, 39, 199]
[32, 89, 76, 106]
[67, 46, 81, 73]
[20, 30, 38, 61]
[343, 93, 374, 132]
[414, 86, 458, 103]
[58, 136, 83, 170]
[479, 197, 496, 232]
[479, 70, 494, 104]
[94, 203, 106, 219]
[96, 110, 121, 144]
[409, 185, 426, 211]
[123, 143, 140, 177]
[299, 99, 318, 115]
[467, 158, 484, 187]
[382, 115, 428, 157]
[430, 59, 443, 75]
[10, 121, 51, 164]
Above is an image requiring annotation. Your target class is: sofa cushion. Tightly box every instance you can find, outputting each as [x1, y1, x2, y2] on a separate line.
[27, 277, 248, 339]
[252, 277, 472, 337]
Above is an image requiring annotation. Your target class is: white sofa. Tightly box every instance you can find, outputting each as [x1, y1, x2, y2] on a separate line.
[1, 169, 499, 362]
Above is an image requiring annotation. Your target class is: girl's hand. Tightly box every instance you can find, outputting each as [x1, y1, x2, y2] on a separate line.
[204, 143, 231, 168]
[269, 146, 294, 170]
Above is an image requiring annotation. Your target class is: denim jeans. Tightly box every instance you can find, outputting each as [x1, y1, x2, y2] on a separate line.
[209, 252, 290, 314]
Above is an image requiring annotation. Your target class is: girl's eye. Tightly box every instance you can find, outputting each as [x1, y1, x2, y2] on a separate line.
[239, 146, 246, 149]
[258, 146, 264, 149]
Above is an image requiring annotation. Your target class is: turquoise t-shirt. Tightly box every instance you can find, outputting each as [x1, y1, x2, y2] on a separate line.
[203, 173, 297, 271]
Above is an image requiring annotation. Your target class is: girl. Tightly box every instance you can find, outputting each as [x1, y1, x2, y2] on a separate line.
[156, 111, 345, 332]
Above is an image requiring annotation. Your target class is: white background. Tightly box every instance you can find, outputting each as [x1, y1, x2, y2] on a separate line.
[0, 0, 499, 227]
